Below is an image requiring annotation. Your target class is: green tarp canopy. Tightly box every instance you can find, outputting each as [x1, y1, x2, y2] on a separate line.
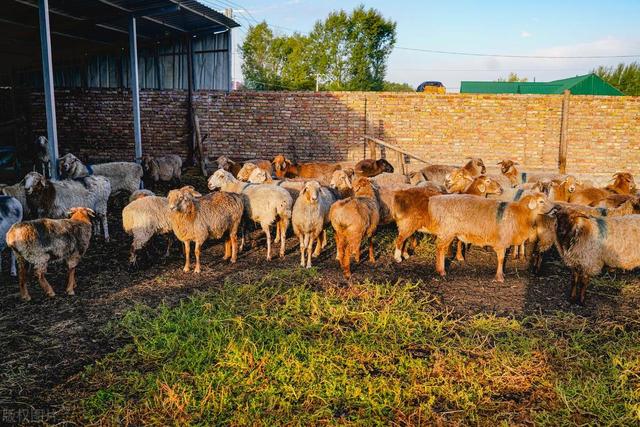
[460, 73, 623, 96]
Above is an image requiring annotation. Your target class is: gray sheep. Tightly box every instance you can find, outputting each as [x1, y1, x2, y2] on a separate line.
[292, 181, 336, 268]
[58, 153, 142, 195]
[142, 154, 182, 185]
[23, 172, 111, 240]
[1, 196, 23, 276]
[6, 207, 95, 301]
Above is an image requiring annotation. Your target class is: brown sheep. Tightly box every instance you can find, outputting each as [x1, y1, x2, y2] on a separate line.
[551, 205, 640, 305]
[392, 187, 443, 262]
[496, 159, 523, 187]
[271, 154, 341, 184]
[329, 177, 380, 279]
[7, 207, 94, 301]
[167, 186, 244, 273]
[216, 156, 272, 178]
[569, 172, 636, 206]
[354, 158, 394, 177]
[428, 193, 551, 282]
[419, 157, 486, 186]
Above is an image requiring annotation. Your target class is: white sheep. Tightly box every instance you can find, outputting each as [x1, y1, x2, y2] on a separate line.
[1, 180, 29, 219]
[58, 153, 142, 195]
[292, 181, 336, 268]
[142, 154, 182, 184]
[122, 194, 173, 265]
[207, 169, 293, 260]
[23, 172, 112, 240]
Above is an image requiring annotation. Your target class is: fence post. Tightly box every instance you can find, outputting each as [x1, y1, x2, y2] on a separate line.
[367, 139, 377, 160]
[559, 89, 570, 174]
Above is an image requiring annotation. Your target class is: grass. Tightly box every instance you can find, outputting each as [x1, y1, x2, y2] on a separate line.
[70, 268, 640, 426]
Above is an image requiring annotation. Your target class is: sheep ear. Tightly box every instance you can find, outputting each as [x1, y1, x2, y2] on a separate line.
[477, 183, 486, 193]
[514, 162, 519, 165]
[528, 198, 537, 210]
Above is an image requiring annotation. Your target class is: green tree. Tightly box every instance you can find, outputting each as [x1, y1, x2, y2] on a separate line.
[497, 72, 528, 82]
[241, 6, 397, 91]
[382, 81, 414, 92]
[594, 62, 640, 96]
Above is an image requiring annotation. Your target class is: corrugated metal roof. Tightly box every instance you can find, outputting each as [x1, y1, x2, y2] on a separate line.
[460, 73, 624, 96]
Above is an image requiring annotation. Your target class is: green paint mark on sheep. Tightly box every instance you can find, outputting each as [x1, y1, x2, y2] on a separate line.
[596, 217, 608, 240]
[513, 189, 524, 201]
[496, 202, 508, 222]
[520, 172, 527, 183]
[597, 207, 608, 217]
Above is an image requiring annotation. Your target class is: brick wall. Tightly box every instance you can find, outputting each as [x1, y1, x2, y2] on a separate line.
[27, 89, 640, 183]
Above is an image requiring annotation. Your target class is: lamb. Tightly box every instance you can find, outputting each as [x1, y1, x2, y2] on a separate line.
[329, 177, 380, 279]
[142, 154, 182, 185]
[551, 205, 640, 305]
[168, 186, 244, 273]
[122, 194, 173, 265]
[58, 153, 142, 195]
[354, 158, 394, 177]
[428, 193, 551, 282]
[271, 155, 341, 184]
[420, 158, 485, 185]
[32, 136, 51, 178]
[0, 196, 23, 276]
[6, 207, 94, 301]
[207, 169, 293, 260]
[247, 167, 307, 200]
[292, 181, 336, 268]
[216, 156, 273, 178]
[23, 172, 111, 240]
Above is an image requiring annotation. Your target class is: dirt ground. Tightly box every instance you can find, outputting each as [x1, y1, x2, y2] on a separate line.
[1, 174, 639, 422]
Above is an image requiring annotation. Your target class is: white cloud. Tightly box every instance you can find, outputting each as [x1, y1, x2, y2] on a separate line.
[521, 31, 533, 38]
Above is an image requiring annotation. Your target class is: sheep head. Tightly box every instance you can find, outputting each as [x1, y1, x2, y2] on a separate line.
[330, 170, 352, 191]
[376, 159, 395, 174]
[272, 155, 290, 178]
[497, 159, 518, 175]
[168, 186, 202, 213]
[58, 153, 81, 177]
[521, 192, 553, 215]
[68, 207, 95, 223]
[247, 168, 268, 184]
[475, 176, 503, 196]
[208, 169, 235, 191]
[216, 155, 235, 171]
[352, 177, 376, 197]
[301, 181, 321, 203]
[23, 172, 47, 195]
[445, 168, 474, 193]
[612, 172, 636, 193]
[236, 162, 258, 181]
[465, 157, 486, 175]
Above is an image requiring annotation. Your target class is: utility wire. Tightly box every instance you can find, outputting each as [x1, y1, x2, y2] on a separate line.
[394, 46, 640, 59]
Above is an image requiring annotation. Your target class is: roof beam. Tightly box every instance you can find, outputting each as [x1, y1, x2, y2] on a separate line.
[95, 0, 189, 33]
[0, 17, 113, 45]
[166, 0, 229, 29]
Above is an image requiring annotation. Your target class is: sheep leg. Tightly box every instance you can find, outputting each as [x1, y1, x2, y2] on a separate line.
[313, 231, 325, 257]
[194, 242, 202, 273]
[341, 242, 352, 279]
[299, 235, 305, 267]
[578, 272, 590, 305]
[66, 266, 77, 296]
[455, 240, 465, 262]
[306, 235, 314, 269]
[10, 249, 17, 277]
[183, 241, 191, 272]
[275, 222, 281, 244]
[394, 226, 414, 263]
[335, 232, 344, 261]
[102, 214, 110, 241]
[17, 256, 30, 302]
[569, 270, 580, 303]
[494, 248, 506, 283]
[279, 218, 289, 258]
[35, 267, 55, 298]
[353, 240, 361, 264]
[320, 229, 328, 249]
[435, 237, 453, 277]
[368, 236, 376, 264]
[518, 242, 526, 260]
[223, 239, 231, 261]
[262, 224, 272, 261]
[230, 233, 238, 263]
[164, 237, 173, 258]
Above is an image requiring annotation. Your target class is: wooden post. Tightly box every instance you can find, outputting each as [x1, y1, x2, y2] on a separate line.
[396, 150, 406, 175]
[559, 89, 570, 174]
[192, 109, 208, 176]
[367, 139, 377, 160]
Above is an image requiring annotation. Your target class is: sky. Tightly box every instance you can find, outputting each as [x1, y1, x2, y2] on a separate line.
[204, 0, 640, 92]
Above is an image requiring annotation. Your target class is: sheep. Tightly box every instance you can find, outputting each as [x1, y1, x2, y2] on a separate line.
[569, 172, 636, 206]
[167, 186, 244, 273]
[23, 172, 111, 240]
[445, 170, 503, 196]
[550, 205, 640, 305]
[420, 158, 486, 186]
[271, 155, 341, 184]
[1, 196, 23, 276]
[58, 153, 142, 195]
[529, 199, 640, 274]
[236, 162, 260, 181]
[129, 189, 156, 202]
[597, 194, 638, 208]
[216, 156, 273, 178]
[246, 167, 308, 200]
[428, 193, 551, 282]
[548, 176, 578, 202]
[1, 180, 29, 219]
[292, 181, 336, 268]
[6, 207, 95, 301]
[354, 158, 394, 177]
[142, 154, 182, 185]
[392, 187, 444, 262]
[329, 170, 355, 199]
[496, 159, 523, 187]
[207, 169, 293, 260]
[122, 194, 173, 265]
[329, 177, 380, 279]
[370, 172, 410, 186]
[32, 136, 51, 178]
